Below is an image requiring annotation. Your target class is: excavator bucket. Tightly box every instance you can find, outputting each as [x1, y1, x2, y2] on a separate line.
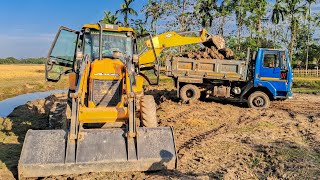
[18, 127, 177, 178]
[202, 35, 226, 50]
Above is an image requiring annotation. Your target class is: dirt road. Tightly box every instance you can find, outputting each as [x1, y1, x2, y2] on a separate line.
[0, 86, 319, 179]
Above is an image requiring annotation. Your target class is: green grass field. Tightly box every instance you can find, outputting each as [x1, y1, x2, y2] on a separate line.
[293, 77, 320, 93]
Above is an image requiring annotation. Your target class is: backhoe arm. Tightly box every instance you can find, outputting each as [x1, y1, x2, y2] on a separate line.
[139, 29, 209, 68]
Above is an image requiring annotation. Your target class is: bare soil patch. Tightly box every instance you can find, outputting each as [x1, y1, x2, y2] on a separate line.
[1, 87, 319, 179]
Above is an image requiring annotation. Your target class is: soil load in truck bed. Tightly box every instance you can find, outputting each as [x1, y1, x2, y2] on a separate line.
[180, 34, 235, 60]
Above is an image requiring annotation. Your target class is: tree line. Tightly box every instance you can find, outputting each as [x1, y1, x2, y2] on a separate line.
[102, 0, 320, 68]
[0, 57, 46, 64]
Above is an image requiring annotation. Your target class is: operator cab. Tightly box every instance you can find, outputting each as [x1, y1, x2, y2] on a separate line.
[82, 25, 134, 62]
[45, 24, 136, 82]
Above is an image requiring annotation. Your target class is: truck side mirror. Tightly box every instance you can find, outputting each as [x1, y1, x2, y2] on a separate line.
[252, 52, 256, 61]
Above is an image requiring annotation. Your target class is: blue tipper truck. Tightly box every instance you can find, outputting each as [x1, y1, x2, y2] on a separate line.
[165, 48, 293, 108]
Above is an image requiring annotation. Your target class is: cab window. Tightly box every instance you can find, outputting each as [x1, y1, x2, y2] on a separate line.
[85, 30, 133, 62]
[263, 53, 279, 68]
[280, 51, 288, 70]
[50, 30, 78, 66]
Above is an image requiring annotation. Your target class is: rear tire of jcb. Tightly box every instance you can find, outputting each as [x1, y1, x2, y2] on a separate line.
[140, 95, 158, 128]
[248, 91, 270, 109]
[180, 84, 200, 103]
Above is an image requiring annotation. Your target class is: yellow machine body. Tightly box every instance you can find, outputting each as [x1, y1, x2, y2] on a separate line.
[75, 57, 144, 123]
[18, 23, 177, 179]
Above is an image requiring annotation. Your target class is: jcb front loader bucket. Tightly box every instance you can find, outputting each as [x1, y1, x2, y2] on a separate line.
[18, 127, 177, 178]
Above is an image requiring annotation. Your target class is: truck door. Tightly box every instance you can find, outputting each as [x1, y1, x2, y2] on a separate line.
[46, 27, 80, 82]
[259, 50, 288, 95]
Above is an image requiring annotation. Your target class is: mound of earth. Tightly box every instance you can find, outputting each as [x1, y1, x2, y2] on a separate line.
[1, 87, 320, 179]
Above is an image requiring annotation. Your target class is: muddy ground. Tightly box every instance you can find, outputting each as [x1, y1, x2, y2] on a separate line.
[0, 85, 320, 179]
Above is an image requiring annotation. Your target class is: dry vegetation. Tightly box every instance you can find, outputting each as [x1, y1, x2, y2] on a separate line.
[0, 65, 67, 101]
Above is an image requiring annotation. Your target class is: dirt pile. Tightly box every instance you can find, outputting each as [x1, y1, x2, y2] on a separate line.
[180, 35, 235, 60]
[0, 93, 67, 179]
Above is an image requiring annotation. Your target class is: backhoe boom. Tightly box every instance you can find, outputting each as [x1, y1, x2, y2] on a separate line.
[139, 29, 209, 68]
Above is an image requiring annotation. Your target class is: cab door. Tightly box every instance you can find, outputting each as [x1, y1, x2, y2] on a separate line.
[259, 50, 288, 95]
[46, 27, 80, 82]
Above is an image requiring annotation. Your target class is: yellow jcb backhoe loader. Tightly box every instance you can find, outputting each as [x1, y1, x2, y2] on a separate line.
[18, 23, 177, 178]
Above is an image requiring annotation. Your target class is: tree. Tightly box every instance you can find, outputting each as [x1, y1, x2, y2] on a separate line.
[305, 0, 317, 73]
[271, 0, 287, 45]
[315, 13, 320, 26]
[230, 0, 249, 52]
[195, 0, 217, 28]
[116, 0, 138, 27]
[166, 0, 195, 31]
[283, 0, 307, 63]
[175, 0, 188, 31]
[246, 0, 268, 46]
[215, 0, 233, 36]
[101, 11, 120, 25]
[131, 19, 148, 35]
[143, 0, 171, 34]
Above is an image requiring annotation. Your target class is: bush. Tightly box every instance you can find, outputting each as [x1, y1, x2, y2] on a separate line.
[0, 57, 46, 64]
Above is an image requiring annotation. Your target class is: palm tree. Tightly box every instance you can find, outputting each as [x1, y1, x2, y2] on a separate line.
[143, 1, 168, 35]
[116, 0, 138, 27]
[283, 0, 307, 63]
[271, 0, 287, 45]
[102, 11, 120, 25]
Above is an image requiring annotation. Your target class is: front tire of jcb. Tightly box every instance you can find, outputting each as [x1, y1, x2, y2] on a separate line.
[140, 95, 158, 127]
[248, 91, 270, 109]
[180, 84, 200, 103]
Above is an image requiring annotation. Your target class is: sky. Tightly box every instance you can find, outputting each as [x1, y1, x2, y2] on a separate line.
[0, 0, 146, 58]
[0, 0, 319, 58]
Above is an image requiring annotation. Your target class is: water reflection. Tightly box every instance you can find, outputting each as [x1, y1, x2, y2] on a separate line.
[0, 90, 67, 117]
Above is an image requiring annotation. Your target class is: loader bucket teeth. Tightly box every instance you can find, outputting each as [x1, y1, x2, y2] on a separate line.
[18, 127, 177, 178]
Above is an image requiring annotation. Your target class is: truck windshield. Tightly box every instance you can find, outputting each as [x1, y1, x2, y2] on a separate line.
[84, 30, 133, 61]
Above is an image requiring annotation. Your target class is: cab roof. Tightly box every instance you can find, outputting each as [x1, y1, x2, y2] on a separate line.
[83, 24, 134, 33]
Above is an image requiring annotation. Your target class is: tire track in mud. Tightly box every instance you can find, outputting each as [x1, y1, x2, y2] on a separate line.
[165, 101, 244, 157]
[177, 123, 227, 153]
[159, 103, 203, 123]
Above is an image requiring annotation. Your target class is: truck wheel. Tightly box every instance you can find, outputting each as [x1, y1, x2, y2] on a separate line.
[180, 84, 200, 103]
[248, 91, 270, 109]
[140, 95, 158, 127]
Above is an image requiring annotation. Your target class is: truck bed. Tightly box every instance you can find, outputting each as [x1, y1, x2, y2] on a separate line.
[166, 57, 248, 83]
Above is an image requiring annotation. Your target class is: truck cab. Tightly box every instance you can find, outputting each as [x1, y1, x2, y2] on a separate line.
[253, 48, 293, 99]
